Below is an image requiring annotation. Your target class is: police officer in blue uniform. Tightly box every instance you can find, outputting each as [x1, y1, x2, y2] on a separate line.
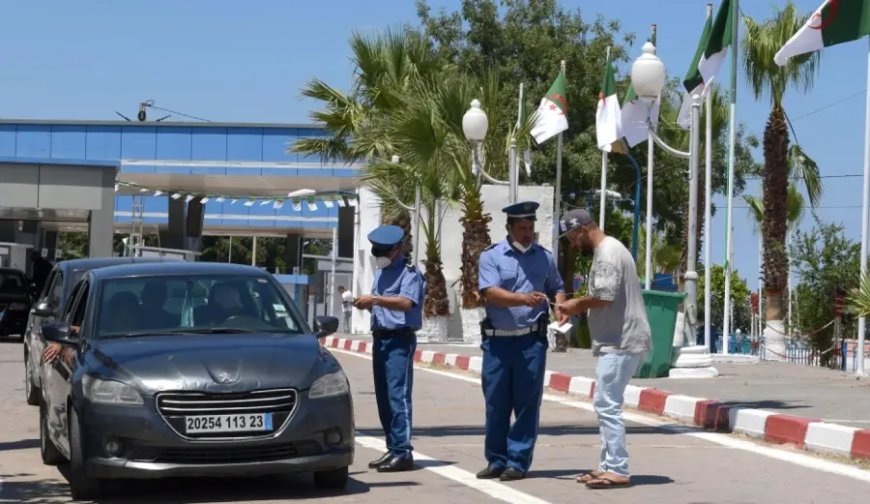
[353, 224, 424, 472]
[476, 201, 567, 481]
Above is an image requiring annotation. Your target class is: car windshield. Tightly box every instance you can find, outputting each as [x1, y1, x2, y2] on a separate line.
[96, 275, 304, 339]
[0, 271, 25, 291]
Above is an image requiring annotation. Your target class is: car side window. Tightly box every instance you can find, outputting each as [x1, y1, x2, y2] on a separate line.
[39, 270, 56, 302]
[70, 282, 90, 329]
[48, 271, 64, 309]
[63, 281, 84, 323]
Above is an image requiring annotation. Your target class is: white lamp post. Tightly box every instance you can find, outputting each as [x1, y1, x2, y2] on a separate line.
[463, 99, 517, 202]
[630, 42, 716, 378]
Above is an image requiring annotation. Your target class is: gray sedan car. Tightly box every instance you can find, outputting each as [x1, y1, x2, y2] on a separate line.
[38, 262, 352, 500]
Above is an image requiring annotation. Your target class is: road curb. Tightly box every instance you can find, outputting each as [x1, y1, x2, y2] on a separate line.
[324, 336, 870, 463]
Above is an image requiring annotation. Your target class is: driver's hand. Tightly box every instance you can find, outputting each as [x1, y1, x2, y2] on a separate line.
[42, 342, 61, 364]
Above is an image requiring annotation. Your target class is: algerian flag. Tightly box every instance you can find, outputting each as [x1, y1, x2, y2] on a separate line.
[530, 73, 569, 144]
[621, 84, 660, 147]
[678, 1, 730, 129]
[515, 83, 533, 176]
[596, 51, 622, 152]
[774, 0, 870, 66]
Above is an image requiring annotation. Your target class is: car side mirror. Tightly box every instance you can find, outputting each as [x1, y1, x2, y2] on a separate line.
[314, 316, 339, 338]
[42, 322, 78, 346]
[33, 301, 54, 317]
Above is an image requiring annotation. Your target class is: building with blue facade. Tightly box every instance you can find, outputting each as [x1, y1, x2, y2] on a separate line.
[0, 119, 359, 271]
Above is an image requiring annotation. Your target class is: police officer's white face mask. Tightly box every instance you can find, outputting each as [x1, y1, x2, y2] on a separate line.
[511, 240, 532, 254]
[375, 256, 392, 269]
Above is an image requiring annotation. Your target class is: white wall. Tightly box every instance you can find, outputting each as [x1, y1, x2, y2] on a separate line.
[353, 184, 555, 337]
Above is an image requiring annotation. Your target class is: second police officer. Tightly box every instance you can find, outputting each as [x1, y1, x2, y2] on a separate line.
[353, 224, 425, 472]
[476, 201, 567, 481]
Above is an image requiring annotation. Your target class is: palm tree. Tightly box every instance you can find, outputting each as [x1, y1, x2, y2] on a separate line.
[848, 274, 870, 318]
[744, 184, 805, 337]
[743, 2, 822, 326]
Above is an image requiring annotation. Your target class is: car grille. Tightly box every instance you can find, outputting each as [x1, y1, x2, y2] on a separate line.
[150, 441, 322, 464]
[155, 388, 298, 439]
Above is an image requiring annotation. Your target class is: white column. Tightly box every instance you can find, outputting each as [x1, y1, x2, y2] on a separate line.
[645, 131, 654, 290]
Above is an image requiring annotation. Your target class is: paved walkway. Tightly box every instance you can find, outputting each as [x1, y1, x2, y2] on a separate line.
[332, 333, 870, 462]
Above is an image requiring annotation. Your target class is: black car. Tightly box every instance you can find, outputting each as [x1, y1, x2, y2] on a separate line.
[24, 257, 173, 406]
[0, 267, 35, 339]
[38, 262, 350, 500]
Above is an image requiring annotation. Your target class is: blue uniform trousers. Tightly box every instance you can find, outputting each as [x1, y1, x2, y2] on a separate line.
[372, 331, 416, 455]
[480, 332, 547, 473]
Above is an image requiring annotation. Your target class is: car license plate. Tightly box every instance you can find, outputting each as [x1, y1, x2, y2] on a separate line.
[184, 413, 273, 434]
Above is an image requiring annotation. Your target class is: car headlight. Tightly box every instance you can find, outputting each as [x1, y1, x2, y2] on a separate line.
[309, 370, 349, 399]
[82, 375, 143, 405]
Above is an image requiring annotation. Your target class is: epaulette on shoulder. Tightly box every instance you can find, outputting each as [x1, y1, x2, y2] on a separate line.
[484, 243, 498, 251]
[406, 263, 417, 272]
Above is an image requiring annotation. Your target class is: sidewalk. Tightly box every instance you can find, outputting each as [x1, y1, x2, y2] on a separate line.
[327, 333, 870, 463]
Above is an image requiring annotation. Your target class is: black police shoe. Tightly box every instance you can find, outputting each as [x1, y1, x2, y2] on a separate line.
[499, 468, 525, 481]
[377, 453, 415, 472]
[475, 465, 505, 479]
[368, 451, 392, 469]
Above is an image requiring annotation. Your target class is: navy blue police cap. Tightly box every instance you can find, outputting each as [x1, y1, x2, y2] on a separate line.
[502, 201, 539, 221]
[367, 224, 405, 252]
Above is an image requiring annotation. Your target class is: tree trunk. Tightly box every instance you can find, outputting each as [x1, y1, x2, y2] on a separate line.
[459, 213, 491, 308]
[423, 257, 450, 317]
[762, 105, 790, 314]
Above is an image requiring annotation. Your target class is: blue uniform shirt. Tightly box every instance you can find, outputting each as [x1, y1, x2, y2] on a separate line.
[371, 255, 424, 331]
[478, 239, 565, 330]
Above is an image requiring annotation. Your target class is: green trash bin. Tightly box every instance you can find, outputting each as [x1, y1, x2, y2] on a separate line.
[634, 289, 686, 378]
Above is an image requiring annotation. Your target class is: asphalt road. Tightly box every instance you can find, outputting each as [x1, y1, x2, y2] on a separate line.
[1, 340, 869, 503]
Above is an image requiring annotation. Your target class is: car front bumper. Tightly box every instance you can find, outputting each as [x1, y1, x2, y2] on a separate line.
[80, 391, 354, 480]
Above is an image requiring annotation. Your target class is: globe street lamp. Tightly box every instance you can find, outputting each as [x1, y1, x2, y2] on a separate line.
[631, 42, 715, 377]
[463, 99, 518, 203]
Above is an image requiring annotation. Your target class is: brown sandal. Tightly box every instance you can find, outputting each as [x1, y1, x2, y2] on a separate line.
[586, 472, 631, 489]
[576, 470, 603, 483]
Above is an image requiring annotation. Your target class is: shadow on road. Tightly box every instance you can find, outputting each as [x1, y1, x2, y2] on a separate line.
[0, 439, 39, 451]
[377, 424, 686, 438]
[0, 477, 70, 503]
[1, 471, 373, 503]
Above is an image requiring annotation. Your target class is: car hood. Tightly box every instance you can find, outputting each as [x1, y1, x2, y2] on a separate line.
[86, 333, 333, 395]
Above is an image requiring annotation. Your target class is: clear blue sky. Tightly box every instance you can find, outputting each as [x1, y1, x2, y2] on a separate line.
[1, 0, 864, 290]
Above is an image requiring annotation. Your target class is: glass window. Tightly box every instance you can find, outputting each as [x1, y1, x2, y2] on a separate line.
[0, 270, 25, 291]
[49, 271, 64, 308]
[96, 275, 303, 339]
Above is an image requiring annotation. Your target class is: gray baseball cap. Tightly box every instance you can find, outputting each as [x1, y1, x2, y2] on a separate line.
[559, 208, 594, 237]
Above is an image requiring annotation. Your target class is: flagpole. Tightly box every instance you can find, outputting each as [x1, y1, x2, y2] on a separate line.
[722, 0, 738, 355]
[857, 38, 870, 376]
[553, 60, 566, 258]
[703, 3, 713, 351]
[599, 47, 611, 230]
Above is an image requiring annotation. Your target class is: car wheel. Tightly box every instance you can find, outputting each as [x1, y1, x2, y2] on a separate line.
[313, 466, 349, 490]
[39, 401, 64, 465]
[68, 407, 103, 501]
[24, 348, 40, 406]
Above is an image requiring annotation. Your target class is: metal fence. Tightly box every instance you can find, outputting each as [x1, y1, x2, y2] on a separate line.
[710, 333, 869, 370]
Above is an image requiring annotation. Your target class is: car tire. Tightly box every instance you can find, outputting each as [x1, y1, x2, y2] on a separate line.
[24, 347, 40, 406]
[68, 407, 103, 501]
[39, 401, 65, 466]
[313, 466, 349, 490]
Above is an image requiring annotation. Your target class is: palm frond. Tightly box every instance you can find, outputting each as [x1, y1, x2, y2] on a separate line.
[742, 194, 764, 228]
[788, 144, 822, 207]
[742, 2, 820, 107]
[786, 184, 805, 228]
[848, 273, 870, 318]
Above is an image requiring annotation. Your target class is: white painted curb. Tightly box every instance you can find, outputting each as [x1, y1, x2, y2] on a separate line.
[664, 395, 699, 424]
[568, 376, 595, 398]
[468, 356, 484, 374]
[624, 385, 644, 408]
[420, 350, 437, 363]
[444, 353, 459, 368]
[805, 423, 860, 457]
[729, 408, 776, 438]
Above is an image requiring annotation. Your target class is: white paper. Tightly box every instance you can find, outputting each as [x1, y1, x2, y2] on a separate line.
[548, 321, 573, 334]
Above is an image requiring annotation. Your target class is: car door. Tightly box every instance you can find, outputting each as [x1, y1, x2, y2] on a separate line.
[27, 268, 62, 388]
[45, 279, 88, 456]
